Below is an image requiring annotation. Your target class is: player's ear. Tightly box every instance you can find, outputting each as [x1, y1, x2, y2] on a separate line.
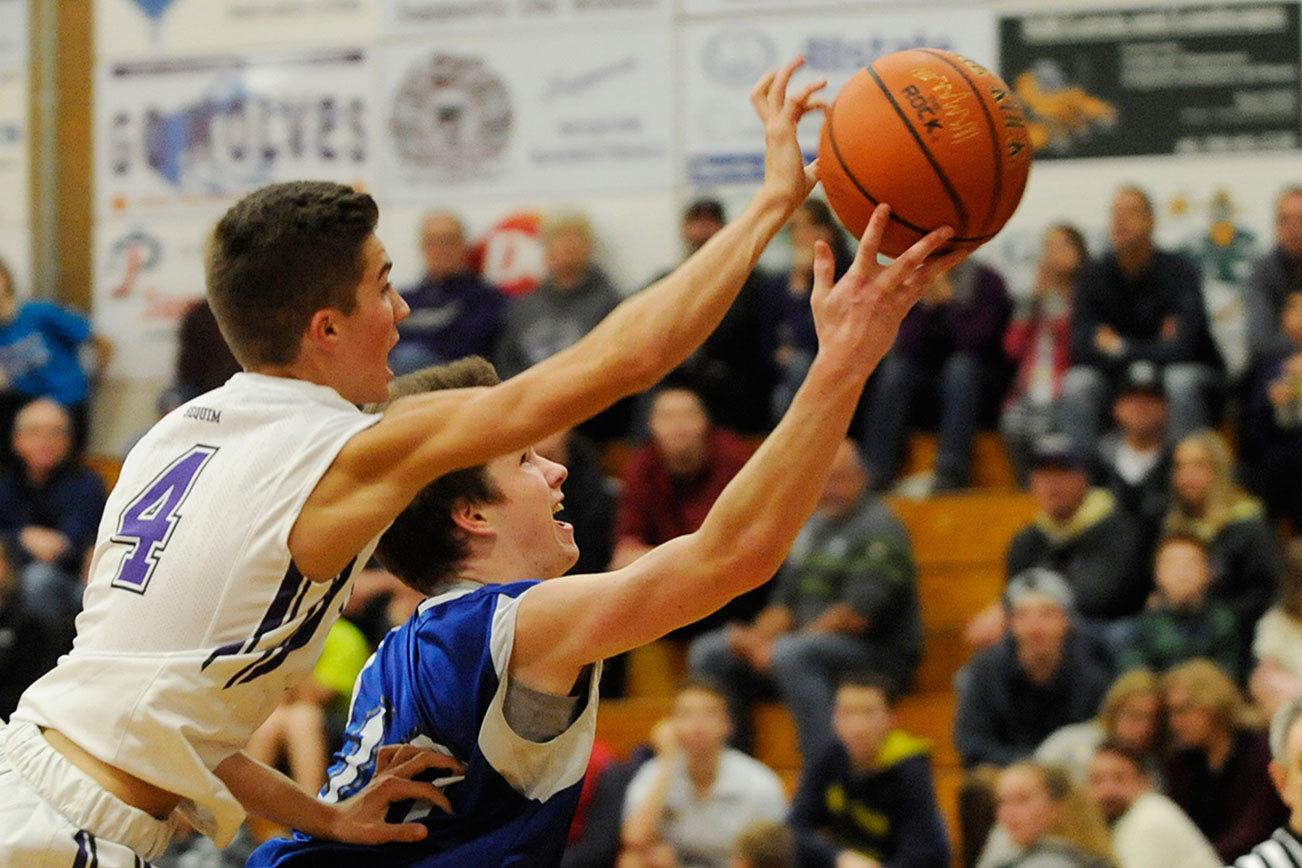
[450, 500, 494, 538]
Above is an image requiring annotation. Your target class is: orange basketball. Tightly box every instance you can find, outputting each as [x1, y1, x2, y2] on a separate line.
[818, 48, 1033, 258]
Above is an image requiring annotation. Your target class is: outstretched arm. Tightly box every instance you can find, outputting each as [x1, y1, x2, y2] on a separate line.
[291, 58, 826, 580]
[512, 207, 958, 694]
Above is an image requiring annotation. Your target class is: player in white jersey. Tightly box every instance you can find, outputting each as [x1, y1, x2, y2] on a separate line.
[0, 56, 829, 868]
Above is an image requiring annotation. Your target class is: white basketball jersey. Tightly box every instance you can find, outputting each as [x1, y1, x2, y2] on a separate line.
[13, 373, 381, 845]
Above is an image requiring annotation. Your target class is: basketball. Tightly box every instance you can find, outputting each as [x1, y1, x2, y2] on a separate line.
[819, 48, 1033, 258]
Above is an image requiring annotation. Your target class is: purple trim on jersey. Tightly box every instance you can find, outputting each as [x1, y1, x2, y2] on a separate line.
[202, 562, 309, 672]
[71, 830, 98, 868]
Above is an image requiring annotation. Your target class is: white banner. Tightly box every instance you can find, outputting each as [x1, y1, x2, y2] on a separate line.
[378, 28, 674, 199]
[93, 214, 219, 381]
[682, 9, 997, 186]
[0, 0, 28, 72]
[95, 0, 376, 60]
[96, 48, 375, 216]
[683, 0, 926, 14]
[0, 70, 28, 227]
[0, 225, 31, 298]
[383, 0, 669, 36]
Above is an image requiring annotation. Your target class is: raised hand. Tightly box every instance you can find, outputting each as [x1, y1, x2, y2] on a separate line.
[751, 56, 828, 211]
[328, 745, 466, 845]
[809, 204, 963, 373]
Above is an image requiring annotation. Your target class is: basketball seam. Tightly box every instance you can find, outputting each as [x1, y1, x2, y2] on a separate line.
[825, 103, 997, 244]
[865, 62, 971, 237]
[918, 49, 1003, 237]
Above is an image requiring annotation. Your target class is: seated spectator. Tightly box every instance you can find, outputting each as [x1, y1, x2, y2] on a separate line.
[1085, 740, 1220, 868]
[0, 398, 107, 650]
[648, 200, 777, 436]
[1001, 224, 1086, 486]
[562, 740, 621, 868]
[791, 673, 950, 868]
[620, 681, 787, 868]
[1036, 668, 1164, 785]
[956, 569, 1111, 769]
[689, 440, 921, 757]
[1162, 659, 1287, 862]
[169, 298, 241, 405]
[0, 538, 56, 721]
[536, 427, 615, 576]
[0, 256, 113, 455]
[771, 199, 851, 422]
[243, 617, 371, 793]
[731, 821, 794, 868]
[1251, 539, 1302, 717]
[1234, 696, 1302, 867]
[966, 435, 1145, 650]
[392, 212, 505, 374]
[1244, 289, 1302, 527]
[985, 762, 1113, 868]
[1117, 533, 1242, 679]
[1093, 361, 1173, 560]
[1244, 186, 1302, 367]
[1061, 186, 1222, 452]
[861, 259, 1011, 492]
[1166, 430, 1282, 636]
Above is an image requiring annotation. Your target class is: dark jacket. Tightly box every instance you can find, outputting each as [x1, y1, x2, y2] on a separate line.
[1167, 498, 1283, 628]
[558, 434, 615, 576]
[0, 585, 56, 720]
[1116, 602, 1242, 681]
[0, 462, 107, 574]
[399, 271, 506, 364]
[1093, 436, 1173, 560]
[895, 261, 1012, 366]
[791, 734, 951, 868]
[1006, 488, 1148, 620]
[954, 632, 1111, 768]
[1245, 247, 1302, 364]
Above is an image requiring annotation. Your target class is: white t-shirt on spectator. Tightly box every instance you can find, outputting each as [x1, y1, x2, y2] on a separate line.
[1112, 791, 1221, 868]
[623, 748, 786, 868]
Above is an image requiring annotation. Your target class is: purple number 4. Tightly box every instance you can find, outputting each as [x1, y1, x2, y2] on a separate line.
[111, 445, 218, 594]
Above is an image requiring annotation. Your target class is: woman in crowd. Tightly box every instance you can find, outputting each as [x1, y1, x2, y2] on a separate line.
[987, 762, 1114, 868]
[1250, 539, 1302, 716]
[1035, 668, 1164, 785]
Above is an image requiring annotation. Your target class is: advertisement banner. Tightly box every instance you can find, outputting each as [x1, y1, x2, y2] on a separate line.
[681, 8, 997, 186]
[0, 0, 28, 71]
[999, 3, 1301, 159]
[683, 0, 920, 15]
[93, 214, 218, 381]
[95, 0, 376, 59]
[384, 0, 669, 35]
[96, 48, 374, 215]
[378, 27, 674, 199]
[0, 70, 28, 227]
[0, 225, 30, 297]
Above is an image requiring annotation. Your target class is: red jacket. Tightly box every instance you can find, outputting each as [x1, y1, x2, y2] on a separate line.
[1004, 299, 1073, 406]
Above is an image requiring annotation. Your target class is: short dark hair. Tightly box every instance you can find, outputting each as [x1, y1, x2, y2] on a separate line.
[837, 671, 898, 706]
[206, 181, 379, 367]
[372, 358, 504, 594]
[1093, 738, 1145, 774]
[684, 198, 726, 224]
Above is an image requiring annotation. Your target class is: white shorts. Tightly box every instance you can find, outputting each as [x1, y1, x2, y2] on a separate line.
[0, 721, 180, 867]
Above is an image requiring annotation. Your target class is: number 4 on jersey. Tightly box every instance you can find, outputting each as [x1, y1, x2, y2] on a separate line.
[111, 445, 218, 594]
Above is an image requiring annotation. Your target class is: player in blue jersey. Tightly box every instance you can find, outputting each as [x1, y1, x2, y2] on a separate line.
[248, 188, 960, 864]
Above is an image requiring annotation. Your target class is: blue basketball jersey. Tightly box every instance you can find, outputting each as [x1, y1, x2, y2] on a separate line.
[248, 580, 602, 867]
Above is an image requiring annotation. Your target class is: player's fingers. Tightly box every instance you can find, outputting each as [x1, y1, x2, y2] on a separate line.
[769, 55, 806, 110]
[370, 821, 431, 845]
[811, 240, 836, 300]
[386, 751, 466, 781]
[378, 777, 454, 812]
[803, 158, 820, 187]
[750, 69, 777, 114]
[883, 226, 954, 286]
[787, 78, 828, 114]
[849, 205, 891, 277]
[373, 744, 417, 775]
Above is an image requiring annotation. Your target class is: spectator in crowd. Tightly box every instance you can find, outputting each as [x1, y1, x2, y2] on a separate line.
[1245, 186, 1302, 366]
[861, 259, 1011, 493]
[0, 537, 56, 721]
[771, 199, 851, 421]
[648, 200, 777, 435]
[496, 211, 620, 378]
[612, 383, 751, 626]
[1117, 533, 1242, 680]
[1244, 288, 1302, 527]
[731, 821, 794, 868]
[170, 299, 241, 405]
[985, 762, 1113, 868]
[1165, 429, 1282, 637]
[1061, 185, 1221, 451]
[1234, 697, 1302, 867]
[688, 440, 921, 757]
[1093, 361, 1173, 560]
[966, 434, 1145, 650]
[391, 212, 505, 375]
[620, 681, 787, 868]
[955, 569, 1111, 769]
[0, 398, 107, 650]
[1162, 659, 1287, 862]
[562, 740, 624, 868]
[1001, 224, 1086, 485]
[243, 617, 371, 793]
[791, 673, 951, 868]
[1085, 740, 1220, 868]
[1252, 540, 1302, 717]
[536, 427, 615, 576]
[0, 256, 113, 455]
[1036, 668, 1165, 785]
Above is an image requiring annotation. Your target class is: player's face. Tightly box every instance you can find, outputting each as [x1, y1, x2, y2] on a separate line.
[333, 235, 410, 405]
[482, 446, 578, 579]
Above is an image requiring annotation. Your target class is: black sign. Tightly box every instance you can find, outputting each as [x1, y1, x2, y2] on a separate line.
[999, 3, 1301, 158]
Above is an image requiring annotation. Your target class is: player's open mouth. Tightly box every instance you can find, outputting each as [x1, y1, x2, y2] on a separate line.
[552, 501, 570, 530]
